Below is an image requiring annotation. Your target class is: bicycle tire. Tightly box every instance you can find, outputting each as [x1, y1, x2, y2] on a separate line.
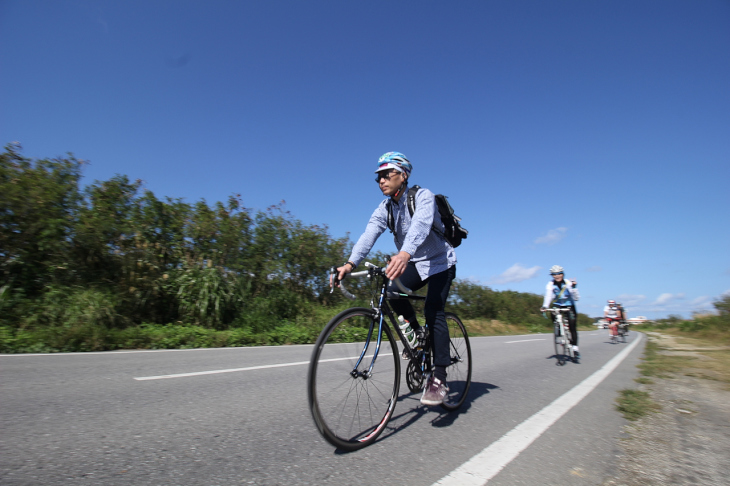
[307, 307, 400, 451]
[440, 312, 472, 411]
[564, 326, 575, 360]
[554, 318, 567, 365]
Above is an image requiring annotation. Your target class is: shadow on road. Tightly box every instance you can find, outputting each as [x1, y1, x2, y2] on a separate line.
[546, 354, 580, 365]
[333, 381, 500, 452]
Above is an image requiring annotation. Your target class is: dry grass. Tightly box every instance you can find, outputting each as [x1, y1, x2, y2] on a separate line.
[463, 319, 539, 336]
[643, 330, 730, 388]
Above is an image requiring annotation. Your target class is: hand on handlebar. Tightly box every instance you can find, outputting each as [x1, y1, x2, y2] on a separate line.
[330, 264, 352, 288]
[385, 251, 411, 280]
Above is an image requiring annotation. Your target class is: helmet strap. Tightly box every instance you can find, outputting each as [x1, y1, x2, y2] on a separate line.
[392, 179, 408, 200]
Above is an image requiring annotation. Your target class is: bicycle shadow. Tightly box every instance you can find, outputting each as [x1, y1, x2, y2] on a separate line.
[392, 381, 499, 430]
[333, 381, 499, 454]
[334, 381, 499, 455]
[546, 354, 579, 365]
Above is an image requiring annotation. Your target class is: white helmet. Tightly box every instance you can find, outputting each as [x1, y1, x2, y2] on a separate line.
[549, 265, 564, 275]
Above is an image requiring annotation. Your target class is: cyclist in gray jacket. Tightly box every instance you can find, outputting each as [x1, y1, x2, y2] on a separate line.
[332, 151, 456, 406]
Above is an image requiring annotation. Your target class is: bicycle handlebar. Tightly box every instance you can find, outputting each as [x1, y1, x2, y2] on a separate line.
[329, 262, 413, 301]
[544, 307, 571, 313]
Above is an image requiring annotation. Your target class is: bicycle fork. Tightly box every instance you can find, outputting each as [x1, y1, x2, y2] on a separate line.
[350, 294, 391, 380]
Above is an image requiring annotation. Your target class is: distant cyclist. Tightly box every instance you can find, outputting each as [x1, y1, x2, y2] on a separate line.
[604, 300, 620, 341]
[616, 301, 626, 324]
[540, 265, 581, 359]
[331, 152, 457, 406]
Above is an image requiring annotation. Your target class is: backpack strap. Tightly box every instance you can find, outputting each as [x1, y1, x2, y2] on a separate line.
[387, 185, 420, 236]
[550, 282, 574, 306]
[406, 185, 420, 217]
[388, 185, 453, 246]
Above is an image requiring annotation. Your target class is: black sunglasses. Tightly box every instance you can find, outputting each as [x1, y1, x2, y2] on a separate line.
[375, 170, 400, 183]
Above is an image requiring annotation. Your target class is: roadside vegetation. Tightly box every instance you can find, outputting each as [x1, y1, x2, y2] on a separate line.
[1, 144, 590, 353]
[614, 296, 730, 420]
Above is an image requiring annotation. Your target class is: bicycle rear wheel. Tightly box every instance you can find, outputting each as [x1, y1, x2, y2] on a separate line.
[441, 312, 472, 411]
[307, 307, 400, 451]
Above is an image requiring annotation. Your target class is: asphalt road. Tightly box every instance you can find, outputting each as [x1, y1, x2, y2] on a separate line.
[1, 329, 644, 485]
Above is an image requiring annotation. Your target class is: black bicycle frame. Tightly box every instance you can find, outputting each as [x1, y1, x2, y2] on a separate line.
[349, 272, 426, 378]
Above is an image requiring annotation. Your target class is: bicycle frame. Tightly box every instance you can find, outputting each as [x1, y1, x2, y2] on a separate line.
[333, 264, 428, 380]
[547, 307, 574, 362]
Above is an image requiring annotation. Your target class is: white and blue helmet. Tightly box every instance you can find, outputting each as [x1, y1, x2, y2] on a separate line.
[376, 152, 412, 177]
[549, 265, 564, 275]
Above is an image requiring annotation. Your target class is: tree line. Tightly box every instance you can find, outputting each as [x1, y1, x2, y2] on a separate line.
[1, 144, 585, 351]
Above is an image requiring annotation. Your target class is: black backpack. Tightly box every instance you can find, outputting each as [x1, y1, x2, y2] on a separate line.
[386, 185, 468, 248]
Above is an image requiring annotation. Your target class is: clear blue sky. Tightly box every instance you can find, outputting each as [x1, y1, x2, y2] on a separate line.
[2, 0, 728, 319]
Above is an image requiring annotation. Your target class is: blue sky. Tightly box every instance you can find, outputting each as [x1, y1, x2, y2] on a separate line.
[1, 0, 728, 319]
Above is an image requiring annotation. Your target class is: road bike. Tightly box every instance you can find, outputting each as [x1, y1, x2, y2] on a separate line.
[307, 262, 472, 451]
[546, 307, 576, 365]
[617, 322, 629, 343]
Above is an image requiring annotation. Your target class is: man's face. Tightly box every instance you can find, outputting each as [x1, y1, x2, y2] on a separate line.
[376, 169, 404, 197]
[552, 273, 564, 282]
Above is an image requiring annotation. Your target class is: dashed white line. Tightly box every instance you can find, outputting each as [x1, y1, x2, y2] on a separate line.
[134, 353, 393, 381]
[505, 339, 546, 344]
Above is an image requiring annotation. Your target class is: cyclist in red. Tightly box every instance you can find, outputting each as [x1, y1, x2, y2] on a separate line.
[332, 152, 457, 406]
[604, 300, 620, 341]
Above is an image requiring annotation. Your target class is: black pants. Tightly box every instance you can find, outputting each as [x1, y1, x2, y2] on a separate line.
[388, 264, 456, 368]
[552, 306, 578, 346]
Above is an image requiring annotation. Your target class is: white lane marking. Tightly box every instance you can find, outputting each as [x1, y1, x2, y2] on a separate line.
[433, 335, 643, 486]
[134, 353, 394, 381]
[505, 339, 545, 344]
[0, 344, 313, 358]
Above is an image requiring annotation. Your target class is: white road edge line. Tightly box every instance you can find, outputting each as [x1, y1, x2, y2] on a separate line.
[505, 339, 545, 344]
[433, 334, 643, 486]
[134, 353, 394, 381]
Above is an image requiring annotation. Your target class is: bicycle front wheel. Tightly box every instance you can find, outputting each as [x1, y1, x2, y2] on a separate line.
[441, 312, 472, 411]
[564, 327, 575, 360]
[307, 307, 400, 451]
[554, 324, 567, 365]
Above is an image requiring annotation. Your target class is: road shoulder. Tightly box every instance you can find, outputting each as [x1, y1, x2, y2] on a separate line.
[605, 332, 730, 486]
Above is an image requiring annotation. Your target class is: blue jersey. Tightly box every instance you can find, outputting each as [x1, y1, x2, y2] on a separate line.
[542, 280, 579, 308]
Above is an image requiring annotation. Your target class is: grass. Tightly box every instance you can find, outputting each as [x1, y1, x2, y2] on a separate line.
[462, 318, 543, 336]
[463, 318, 594, 337]
[637, 340, 695, 379]
[638, 329, 730, 387]
[616, 326, 730, 421]
[615, 389, 661, 421]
